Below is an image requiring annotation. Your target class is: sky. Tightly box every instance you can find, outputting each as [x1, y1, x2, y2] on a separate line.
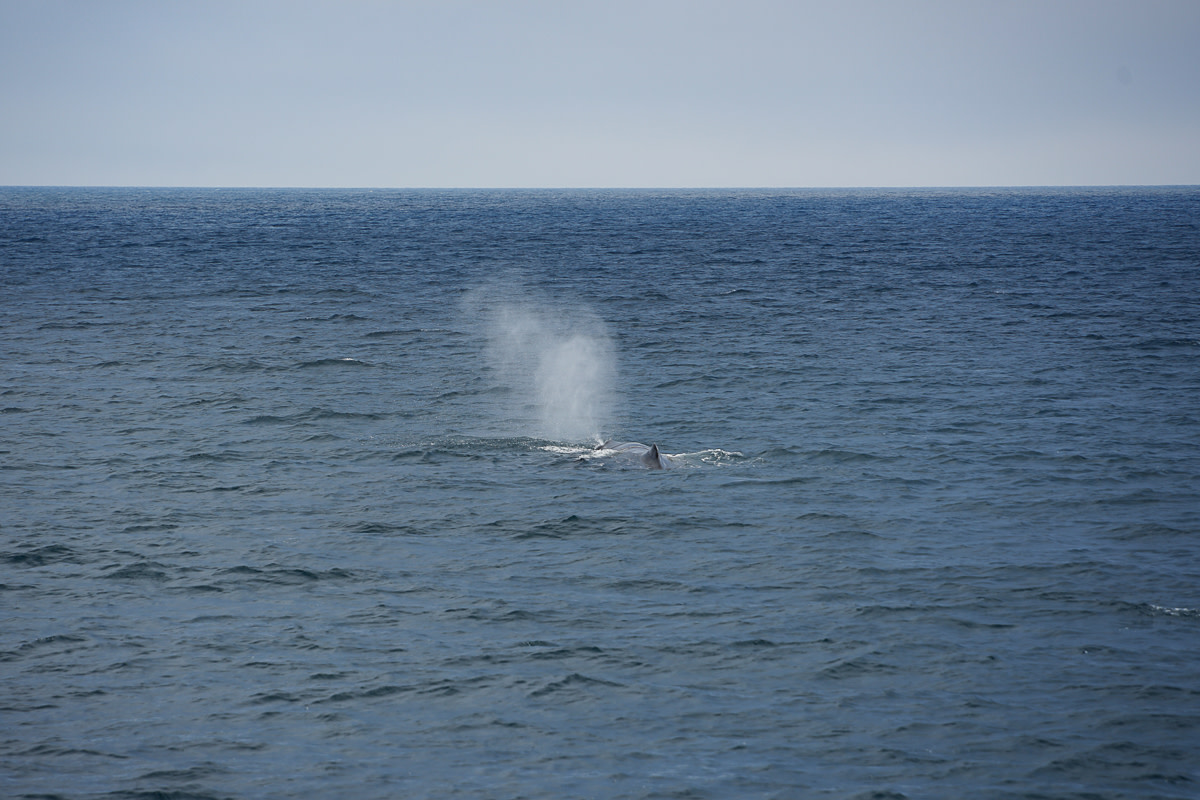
[2, 0, 1198, 187]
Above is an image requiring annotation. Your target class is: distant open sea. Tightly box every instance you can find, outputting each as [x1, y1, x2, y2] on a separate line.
[2, 187, 1199, 799]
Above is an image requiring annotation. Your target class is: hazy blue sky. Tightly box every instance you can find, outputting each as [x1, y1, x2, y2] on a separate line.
[2, 0, 1198, 187]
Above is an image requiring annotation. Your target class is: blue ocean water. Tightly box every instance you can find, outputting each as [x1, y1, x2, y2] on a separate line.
[2, 187, 1199, 799]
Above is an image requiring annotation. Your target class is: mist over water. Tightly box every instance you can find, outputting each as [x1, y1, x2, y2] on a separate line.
[464, 282, 616, 443]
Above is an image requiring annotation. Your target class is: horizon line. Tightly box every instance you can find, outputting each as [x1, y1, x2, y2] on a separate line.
[3, 183, 1198, 191]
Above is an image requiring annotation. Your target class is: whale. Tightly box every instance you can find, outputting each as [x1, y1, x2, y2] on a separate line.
[596, 439, 672, 469]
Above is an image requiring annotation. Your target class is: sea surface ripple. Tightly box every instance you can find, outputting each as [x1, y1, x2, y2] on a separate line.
[2, 187, 1199, 799]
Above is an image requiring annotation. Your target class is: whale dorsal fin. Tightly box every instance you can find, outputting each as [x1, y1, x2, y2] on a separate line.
[642, 443, 664, 469]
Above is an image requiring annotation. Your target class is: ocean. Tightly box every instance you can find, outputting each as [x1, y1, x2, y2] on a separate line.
[2, 187, 1198, 799]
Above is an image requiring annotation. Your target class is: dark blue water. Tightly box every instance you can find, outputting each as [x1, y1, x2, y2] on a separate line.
[3, 187, 1199, 799]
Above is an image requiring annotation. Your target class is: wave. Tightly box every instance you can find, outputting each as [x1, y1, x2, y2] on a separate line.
[3, 544, 79, 567]
[346, 521, 427, 535]
[296, 357, 369, 368]
[1148, 604, 1199, 618]
[363, 326, 457, 339]
[199, 359, 277, 373]
[805, 448, 895, 464]
[241, 407, 384, 425]
[215, 565, 356, 586]
[36, 321, 117, 330]
[1133, 337, 1199, 350]
[512, 514, 627, 539]
[103, 561, 171, 582]
[724, 475, 812, 488]
[183, 449, 249, 463]
[685, 447, 746, 463]
[528, 672, 624, 699]
[322, 684, 413, 704]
